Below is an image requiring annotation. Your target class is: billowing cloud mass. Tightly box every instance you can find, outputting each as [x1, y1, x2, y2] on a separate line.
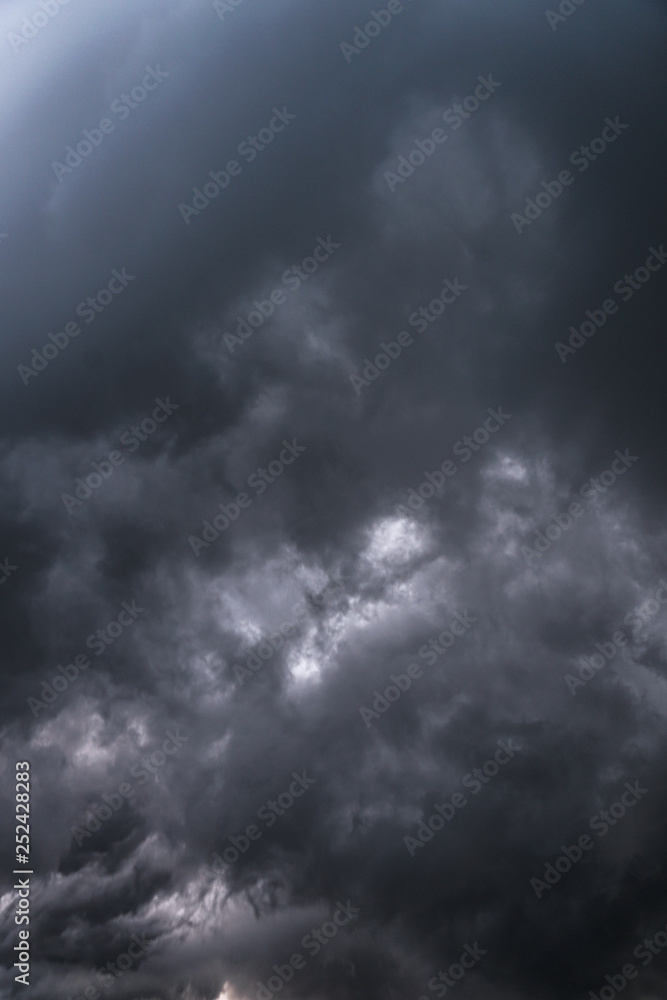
[1, 0, 667, 998]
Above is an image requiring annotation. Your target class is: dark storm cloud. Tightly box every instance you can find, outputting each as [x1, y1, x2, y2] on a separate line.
[1, 0, 667, 999]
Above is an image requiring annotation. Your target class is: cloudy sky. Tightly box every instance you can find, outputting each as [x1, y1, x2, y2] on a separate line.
[1, 0, 667, 998]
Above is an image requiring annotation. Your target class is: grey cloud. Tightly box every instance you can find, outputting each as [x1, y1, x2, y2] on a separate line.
[1, 1, 667, 999]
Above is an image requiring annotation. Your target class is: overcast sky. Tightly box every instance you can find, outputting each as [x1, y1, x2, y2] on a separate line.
[1, 1, 667, 998]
